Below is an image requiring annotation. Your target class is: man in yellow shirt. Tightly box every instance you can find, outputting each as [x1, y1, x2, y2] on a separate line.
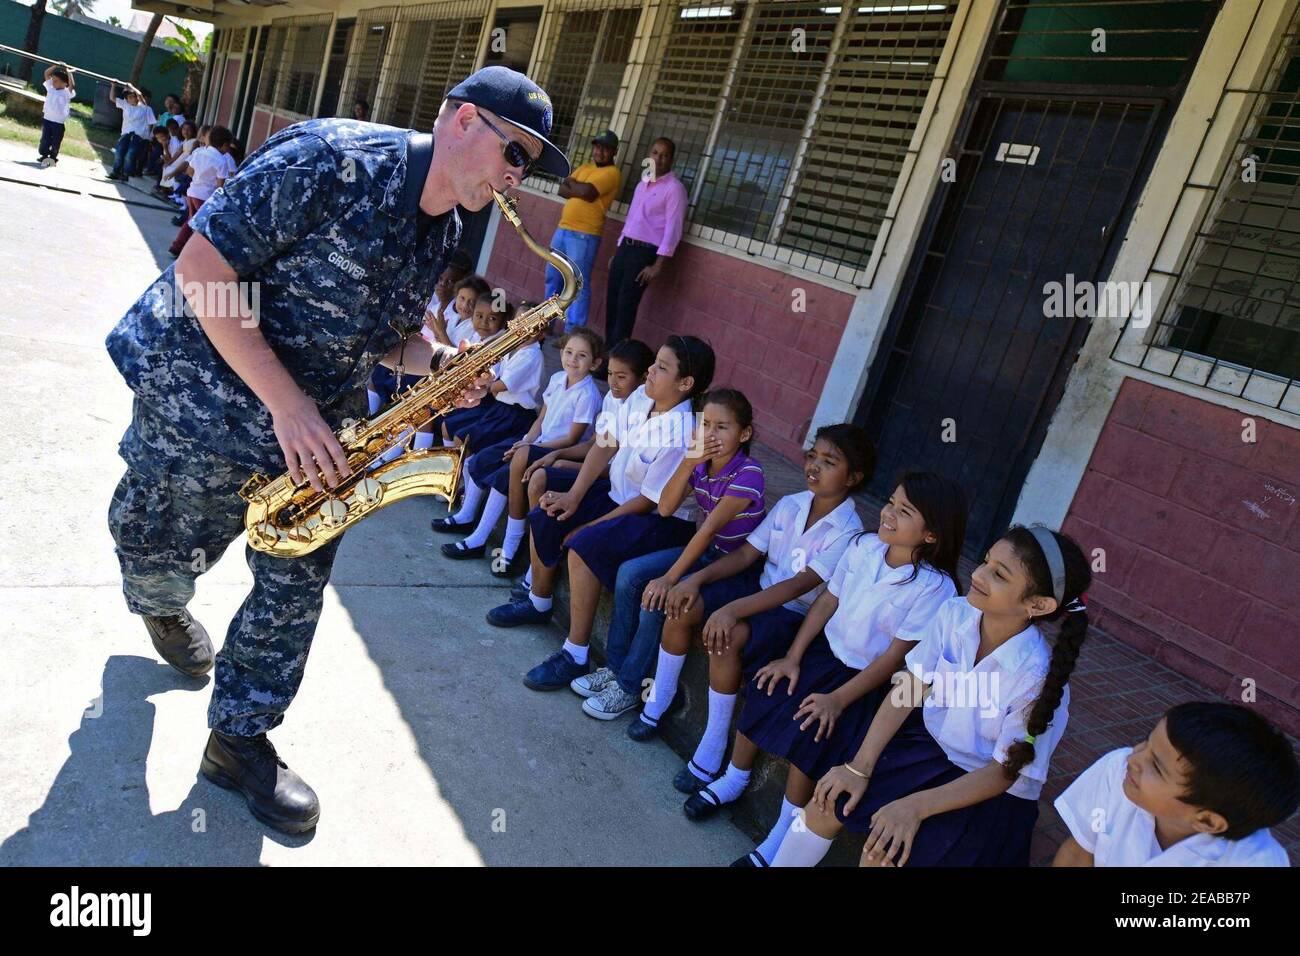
[546, 130, 622, 334]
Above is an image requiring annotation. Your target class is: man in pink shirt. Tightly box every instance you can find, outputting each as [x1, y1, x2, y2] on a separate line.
[604, 136, 688, 354]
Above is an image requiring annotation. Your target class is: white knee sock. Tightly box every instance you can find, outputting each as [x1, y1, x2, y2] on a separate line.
[529, 591, 552, 612]
[642, 649, 686, 724]
[690, 689, 737, 778]
[502, 516, 528, 561]
[442, 438, 457, 448]
[771, 825, 833, 868]
[413, 431, 435, 450]
[367, 388, 383, 415]
[563, 639, 588, 664]
[523, 566, 533, 588]
[755, 798, 801, 865]
[451, 474, 485, 524]
[464, 489, 507, 548]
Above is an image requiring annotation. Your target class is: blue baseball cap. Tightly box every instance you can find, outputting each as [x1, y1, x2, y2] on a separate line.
[446, 66, 569, 178]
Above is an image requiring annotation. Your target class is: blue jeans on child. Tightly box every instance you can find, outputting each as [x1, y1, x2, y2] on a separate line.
[606, 545, 724, 696]
[38, 120, 66, 160]
[110, 132, 146, 177]
[545, 227, 601, 331]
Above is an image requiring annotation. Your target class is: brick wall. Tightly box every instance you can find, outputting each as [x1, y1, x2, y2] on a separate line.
[484, 190, 856, 464]
[1063, 378, 1300, 735]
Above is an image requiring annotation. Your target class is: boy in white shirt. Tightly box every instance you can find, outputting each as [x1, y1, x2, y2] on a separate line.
[38, 63, 74, 167]
[169, 126, 236, 257]
[1053, 702, 1297, 867]
[107, 82, 156, 181]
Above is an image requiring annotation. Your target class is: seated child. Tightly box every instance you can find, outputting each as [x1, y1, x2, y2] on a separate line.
[777, 525, 1091, 867]
[574, 388, 766, 721]
[731, 472, 966, 864]
[484, 338, 716, 684]
[639, 425, 875, 813]
[436, 328, 604, 573]
[505, 339, 654, 601]
[1053, 701, 1298, 867]
[421, 249, 476, 346]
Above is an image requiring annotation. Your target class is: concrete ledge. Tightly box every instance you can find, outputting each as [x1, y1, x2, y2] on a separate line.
[0, 82, 46, 122]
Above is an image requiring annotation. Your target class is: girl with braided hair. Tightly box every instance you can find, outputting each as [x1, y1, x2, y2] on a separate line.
[770, 524, 1090, 867]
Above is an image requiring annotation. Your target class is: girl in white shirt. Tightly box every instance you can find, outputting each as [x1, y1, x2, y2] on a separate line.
[489, 337, 716, 692]
[730, 472, 967, 866]
[169, 125, 234, 257]
[777, 525, 1091, 867]
[1053, 702, 1297, 867]
[646, 424, 875, 815]
[438, 329, 604, 575]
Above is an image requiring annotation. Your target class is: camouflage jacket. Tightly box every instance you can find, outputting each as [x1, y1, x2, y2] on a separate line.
[106, 119, 463, 472]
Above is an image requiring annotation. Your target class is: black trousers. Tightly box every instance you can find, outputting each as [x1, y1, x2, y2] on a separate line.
[604, 241, 659, 350]
[38, 120, 66, 160]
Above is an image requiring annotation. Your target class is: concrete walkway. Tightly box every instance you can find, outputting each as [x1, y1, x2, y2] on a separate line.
[0, 142, 752, 866]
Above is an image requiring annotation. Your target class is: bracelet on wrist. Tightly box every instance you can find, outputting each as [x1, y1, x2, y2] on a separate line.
[844, 763, 871, 780]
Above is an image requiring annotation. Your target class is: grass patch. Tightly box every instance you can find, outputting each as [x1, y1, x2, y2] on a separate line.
[0, 94, 118, 164]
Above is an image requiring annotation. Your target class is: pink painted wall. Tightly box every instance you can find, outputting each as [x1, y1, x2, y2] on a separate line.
[215, 56, 241, 129]
[485, 190, 856, 463]
[1064, 378, 1300, 735]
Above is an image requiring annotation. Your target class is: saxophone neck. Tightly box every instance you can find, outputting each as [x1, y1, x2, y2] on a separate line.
[493, 189, 583, 310]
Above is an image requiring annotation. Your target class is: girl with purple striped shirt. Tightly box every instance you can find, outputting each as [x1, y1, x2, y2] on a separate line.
[573, 389, 767, 721]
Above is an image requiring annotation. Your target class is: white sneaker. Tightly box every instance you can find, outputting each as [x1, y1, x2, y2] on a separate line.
[582, 682, 642, 720]
[570, 666, 615, 698]
[39, 157, 53, 168]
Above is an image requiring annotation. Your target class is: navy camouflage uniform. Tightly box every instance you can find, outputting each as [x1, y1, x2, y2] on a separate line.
[106, 119, 462, 737]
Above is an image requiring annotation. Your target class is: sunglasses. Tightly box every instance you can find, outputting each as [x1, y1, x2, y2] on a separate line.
[477, 112, 538, 179]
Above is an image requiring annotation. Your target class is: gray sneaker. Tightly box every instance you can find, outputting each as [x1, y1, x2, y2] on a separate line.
[582, 681, 641, 720]
[570, 666, 616, 698]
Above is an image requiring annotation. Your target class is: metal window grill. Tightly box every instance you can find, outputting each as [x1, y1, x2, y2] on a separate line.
[372, 1, 489, 129]
[1112, 4, 1300, 413]
[255, 15, 332, 116]
[228, 27, 248, 55]
[616, 1, 956, 282]
[531, 1, 643, 167]
[342, 7, 400, 116]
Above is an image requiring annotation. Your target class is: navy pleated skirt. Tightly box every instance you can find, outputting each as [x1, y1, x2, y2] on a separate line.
[370, 364, 424, 402]
[699, 564, 763, 617]
[738, 633, 887, 781]
[466, 440, 551, 494]
[568, 512, 697, 590]
[527, 479, 617, 568]
[833, 709, 1039, 867]
[455, 398, 536, 452]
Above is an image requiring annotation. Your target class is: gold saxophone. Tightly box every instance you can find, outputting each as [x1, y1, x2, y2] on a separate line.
[238, 189, 582, 558]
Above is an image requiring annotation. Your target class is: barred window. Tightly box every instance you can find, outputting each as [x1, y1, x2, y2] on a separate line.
[373, 2, 490, 129]
[1114, 3, 1300, 411]
[255, 15, 332, 116]
[342, 7, 399, 116]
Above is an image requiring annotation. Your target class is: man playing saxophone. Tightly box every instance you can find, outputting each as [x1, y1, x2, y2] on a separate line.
[104, 67, 570, 834]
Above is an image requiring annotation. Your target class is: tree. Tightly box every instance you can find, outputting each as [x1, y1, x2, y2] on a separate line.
[129, 13, 164, 88]
[107, 15, 122, 27]
[18, 0, 48, 84]
[159, 19, 208, 109]
[51, 0, 97, 16]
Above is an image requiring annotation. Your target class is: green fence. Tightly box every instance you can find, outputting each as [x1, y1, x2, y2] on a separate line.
[0, 0, 180, 106]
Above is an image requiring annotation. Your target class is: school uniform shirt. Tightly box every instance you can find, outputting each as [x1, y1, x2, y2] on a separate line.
[607, 384, 695, 518]
[690, 452, 766, 553]
[114, 98, 156, 139]
[745, 490, 863, 614]
[187, 146, 230, 201]
[1054, 747, 1290, 867]
[43, 80, 72, 124]
[491, 341, 544, 408]
[904, 597, 1068, 801]
[824, 534, 957, 670]
[594, 390, 626, 445]
[535, 370, 602, 444]
[446, 303, 476, 346]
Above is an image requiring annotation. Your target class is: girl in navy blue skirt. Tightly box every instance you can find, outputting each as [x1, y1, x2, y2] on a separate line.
[437, 329, 603, 575]
[642, 424, 875, 811]
[773, 525, 1092, 867]
[729, 472, 967, 866]
[486, 337, 716, 692]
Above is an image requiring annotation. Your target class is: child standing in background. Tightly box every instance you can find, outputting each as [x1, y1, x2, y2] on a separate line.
[169, 125, 235, 257]
[778, 525, 1091, 867]
[38, 63, 74, 167]
[1053, 702, 1298, 867]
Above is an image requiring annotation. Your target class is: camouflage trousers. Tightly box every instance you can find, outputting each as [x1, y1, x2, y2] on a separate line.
[108, 400, 342, 737]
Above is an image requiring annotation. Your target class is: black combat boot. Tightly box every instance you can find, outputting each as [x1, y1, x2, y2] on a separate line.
[143, 610, 214, 677]
[200, 731, 321, 834]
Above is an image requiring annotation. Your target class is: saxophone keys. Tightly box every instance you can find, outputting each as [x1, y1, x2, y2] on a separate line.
[352, 477, 384, 507]
[318, 498, 349, 528]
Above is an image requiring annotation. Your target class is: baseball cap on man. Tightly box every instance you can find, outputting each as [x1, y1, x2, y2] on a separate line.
[592, 130, 619, 150]
[446, 66, 569, 178]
